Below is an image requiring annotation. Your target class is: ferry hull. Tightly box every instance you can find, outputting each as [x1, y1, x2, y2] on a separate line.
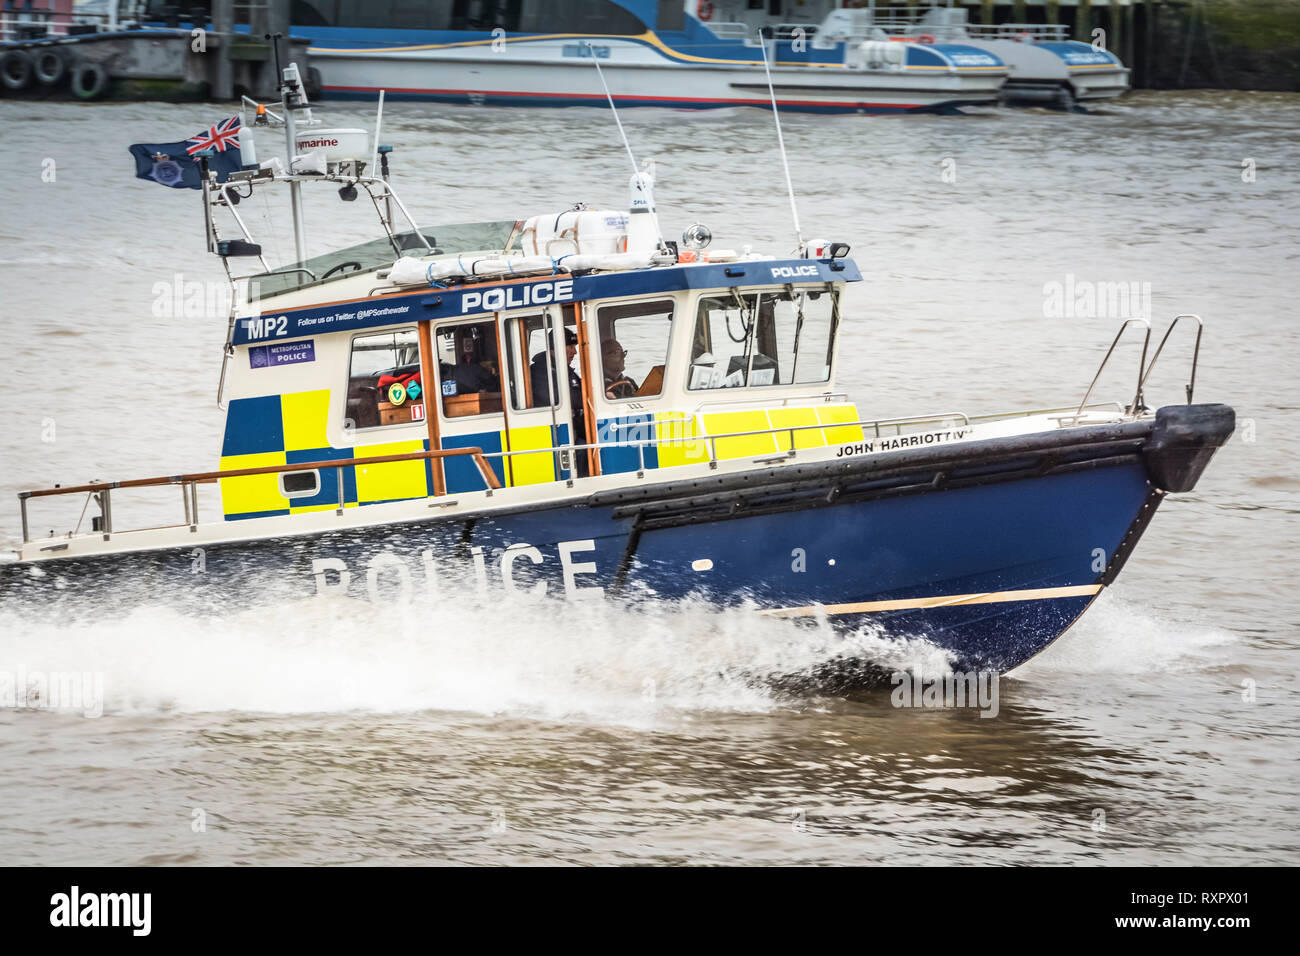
[1, 405, 1233, 679]
[310, 50, 1005, 114]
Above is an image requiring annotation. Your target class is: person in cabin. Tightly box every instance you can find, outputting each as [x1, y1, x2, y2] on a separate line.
[601, 337, 638, 400]
[529, 328, 578, 407]
[442, 325, 499, 396]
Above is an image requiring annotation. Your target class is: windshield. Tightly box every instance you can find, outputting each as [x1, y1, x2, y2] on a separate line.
[689, 287, 839, 390]
[250, 220, 522, 300]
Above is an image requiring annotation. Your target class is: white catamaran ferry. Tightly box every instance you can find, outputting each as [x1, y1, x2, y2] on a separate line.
[140, 0, 1009, 114]
[2, 62, 1230, 677]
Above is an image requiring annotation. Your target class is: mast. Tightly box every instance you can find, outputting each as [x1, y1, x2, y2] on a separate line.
[268, 34, 308, 265]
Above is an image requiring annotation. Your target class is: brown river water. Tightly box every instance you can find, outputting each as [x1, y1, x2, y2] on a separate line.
[0, 91, 1296, 865]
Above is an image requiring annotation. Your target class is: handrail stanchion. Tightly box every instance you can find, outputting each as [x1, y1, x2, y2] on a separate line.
[101, 488, 112, 539]
[472, 452, 502, 490]
[1132, 323, 1152, 414]
[335, 467, 345, 515]
[190, 481, 199, 530]
[1138, 314, 1203, 406]
[1072, 318, 1151, 422]
[182, 483, 191, 527]
[19, 494, 29, 544]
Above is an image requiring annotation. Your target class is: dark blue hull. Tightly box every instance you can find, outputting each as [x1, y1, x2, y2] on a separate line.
[1, 406, 1234, 677]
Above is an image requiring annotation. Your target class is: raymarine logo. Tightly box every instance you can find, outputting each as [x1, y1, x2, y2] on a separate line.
[298, 138, 340, 148]
[50, 886, 151, 936]
[770, 265, 819, 279]
[462, 279, 575, 314]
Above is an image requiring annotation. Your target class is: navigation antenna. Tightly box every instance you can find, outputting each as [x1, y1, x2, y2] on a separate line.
[585, 42, 666, 255]
[587, 42, 639, 178]
[758, 27, 804, 254]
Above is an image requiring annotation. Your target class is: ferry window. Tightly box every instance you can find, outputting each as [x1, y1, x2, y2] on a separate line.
[595, 299, 673, 401]
[689, 289, 837, 389]
[505, 314, 572, 412]
[514, 1, 646, 34]
[657, 0, 685, 31]
[291, 1, 645, 36]
[299, 1, 457, 30]
[437, 320, 503, 418]
[346, 329, 424, 429]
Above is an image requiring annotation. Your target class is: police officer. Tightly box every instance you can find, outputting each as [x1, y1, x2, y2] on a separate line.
[601, 337, 638, 400]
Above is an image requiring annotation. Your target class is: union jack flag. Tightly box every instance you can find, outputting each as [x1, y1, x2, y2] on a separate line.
[185, 116, 241, 156]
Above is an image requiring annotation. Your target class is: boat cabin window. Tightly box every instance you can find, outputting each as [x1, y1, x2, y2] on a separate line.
[688, 287, 838, 390]
[505, 314, 565, 412]
[596, 299, 674, 401]
[346, 328, 424, 430]
[437, 319, 503, 418]
[279, 470, 321, 498]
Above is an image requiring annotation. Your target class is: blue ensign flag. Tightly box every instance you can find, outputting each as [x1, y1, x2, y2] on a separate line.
[128, 116, 243, 190]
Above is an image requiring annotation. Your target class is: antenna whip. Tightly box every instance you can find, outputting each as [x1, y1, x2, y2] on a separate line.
[758, 28, 803, 253]
[587, 42, 639, 176]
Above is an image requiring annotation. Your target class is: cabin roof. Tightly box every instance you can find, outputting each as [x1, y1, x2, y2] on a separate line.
[232, 256, 861, 347]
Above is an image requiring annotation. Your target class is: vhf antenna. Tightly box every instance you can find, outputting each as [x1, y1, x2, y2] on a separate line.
[758, 27, 804, 254]
[586, 41, 639, 178]
[586, 42, 666, 253]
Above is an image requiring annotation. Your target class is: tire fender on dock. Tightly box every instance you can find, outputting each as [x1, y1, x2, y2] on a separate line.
[70, 60, 108, 100]
[34, 48, 66, 86]
[1, 49, 34, 91]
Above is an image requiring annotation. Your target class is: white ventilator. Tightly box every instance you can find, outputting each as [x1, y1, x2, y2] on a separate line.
[626, 161, 663, 256]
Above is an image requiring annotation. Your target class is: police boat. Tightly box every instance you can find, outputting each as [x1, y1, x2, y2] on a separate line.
[1, 75, 1231, 678]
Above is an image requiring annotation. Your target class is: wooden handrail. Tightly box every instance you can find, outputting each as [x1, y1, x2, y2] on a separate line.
[20, 447, 501, 500]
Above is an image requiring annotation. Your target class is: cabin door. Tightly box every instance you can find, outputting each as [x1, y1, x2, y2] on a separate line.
[430, 307, 579, 493]
[498, 304, 587, 482]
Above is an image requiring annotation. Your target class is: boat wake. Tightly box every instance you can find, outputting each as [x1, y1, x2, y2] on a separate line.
[0, 586, 1233, 722]
[0, 582, 958, 721]
[1012, 590, 1239, 679]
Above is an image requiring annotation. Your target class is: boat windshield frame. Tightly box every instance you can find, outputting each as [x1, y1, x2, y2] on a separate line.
[207, 167, 523, 300]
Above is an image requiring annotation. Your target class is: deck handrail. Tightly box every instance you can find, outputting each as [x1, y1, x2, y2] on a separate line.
[1069, 317, 1152, 424]
[17, 447, 500, 544]
[1137, 314, 1202, 405]
[17, 399, 1138, 548]
[19, 448, 500, 499]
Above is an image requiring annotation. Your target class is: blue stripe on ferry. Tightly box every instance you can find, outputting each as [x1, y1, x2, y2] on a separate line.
[906, 44, 1003, 69]
[235, 259, 862, 346]
[306, 31, 847, 65]
[1035, 41, 1121, 66]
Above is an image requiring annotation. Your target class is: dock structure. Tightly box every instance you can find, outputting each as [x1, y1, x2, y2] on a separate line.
[0, 0, 309, 101]
[886, 1, 1296, 90]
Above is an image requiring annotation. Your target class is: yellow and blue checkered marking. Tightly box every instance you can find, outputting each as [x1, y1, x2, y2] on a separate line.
[219, 389, 574, 517]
